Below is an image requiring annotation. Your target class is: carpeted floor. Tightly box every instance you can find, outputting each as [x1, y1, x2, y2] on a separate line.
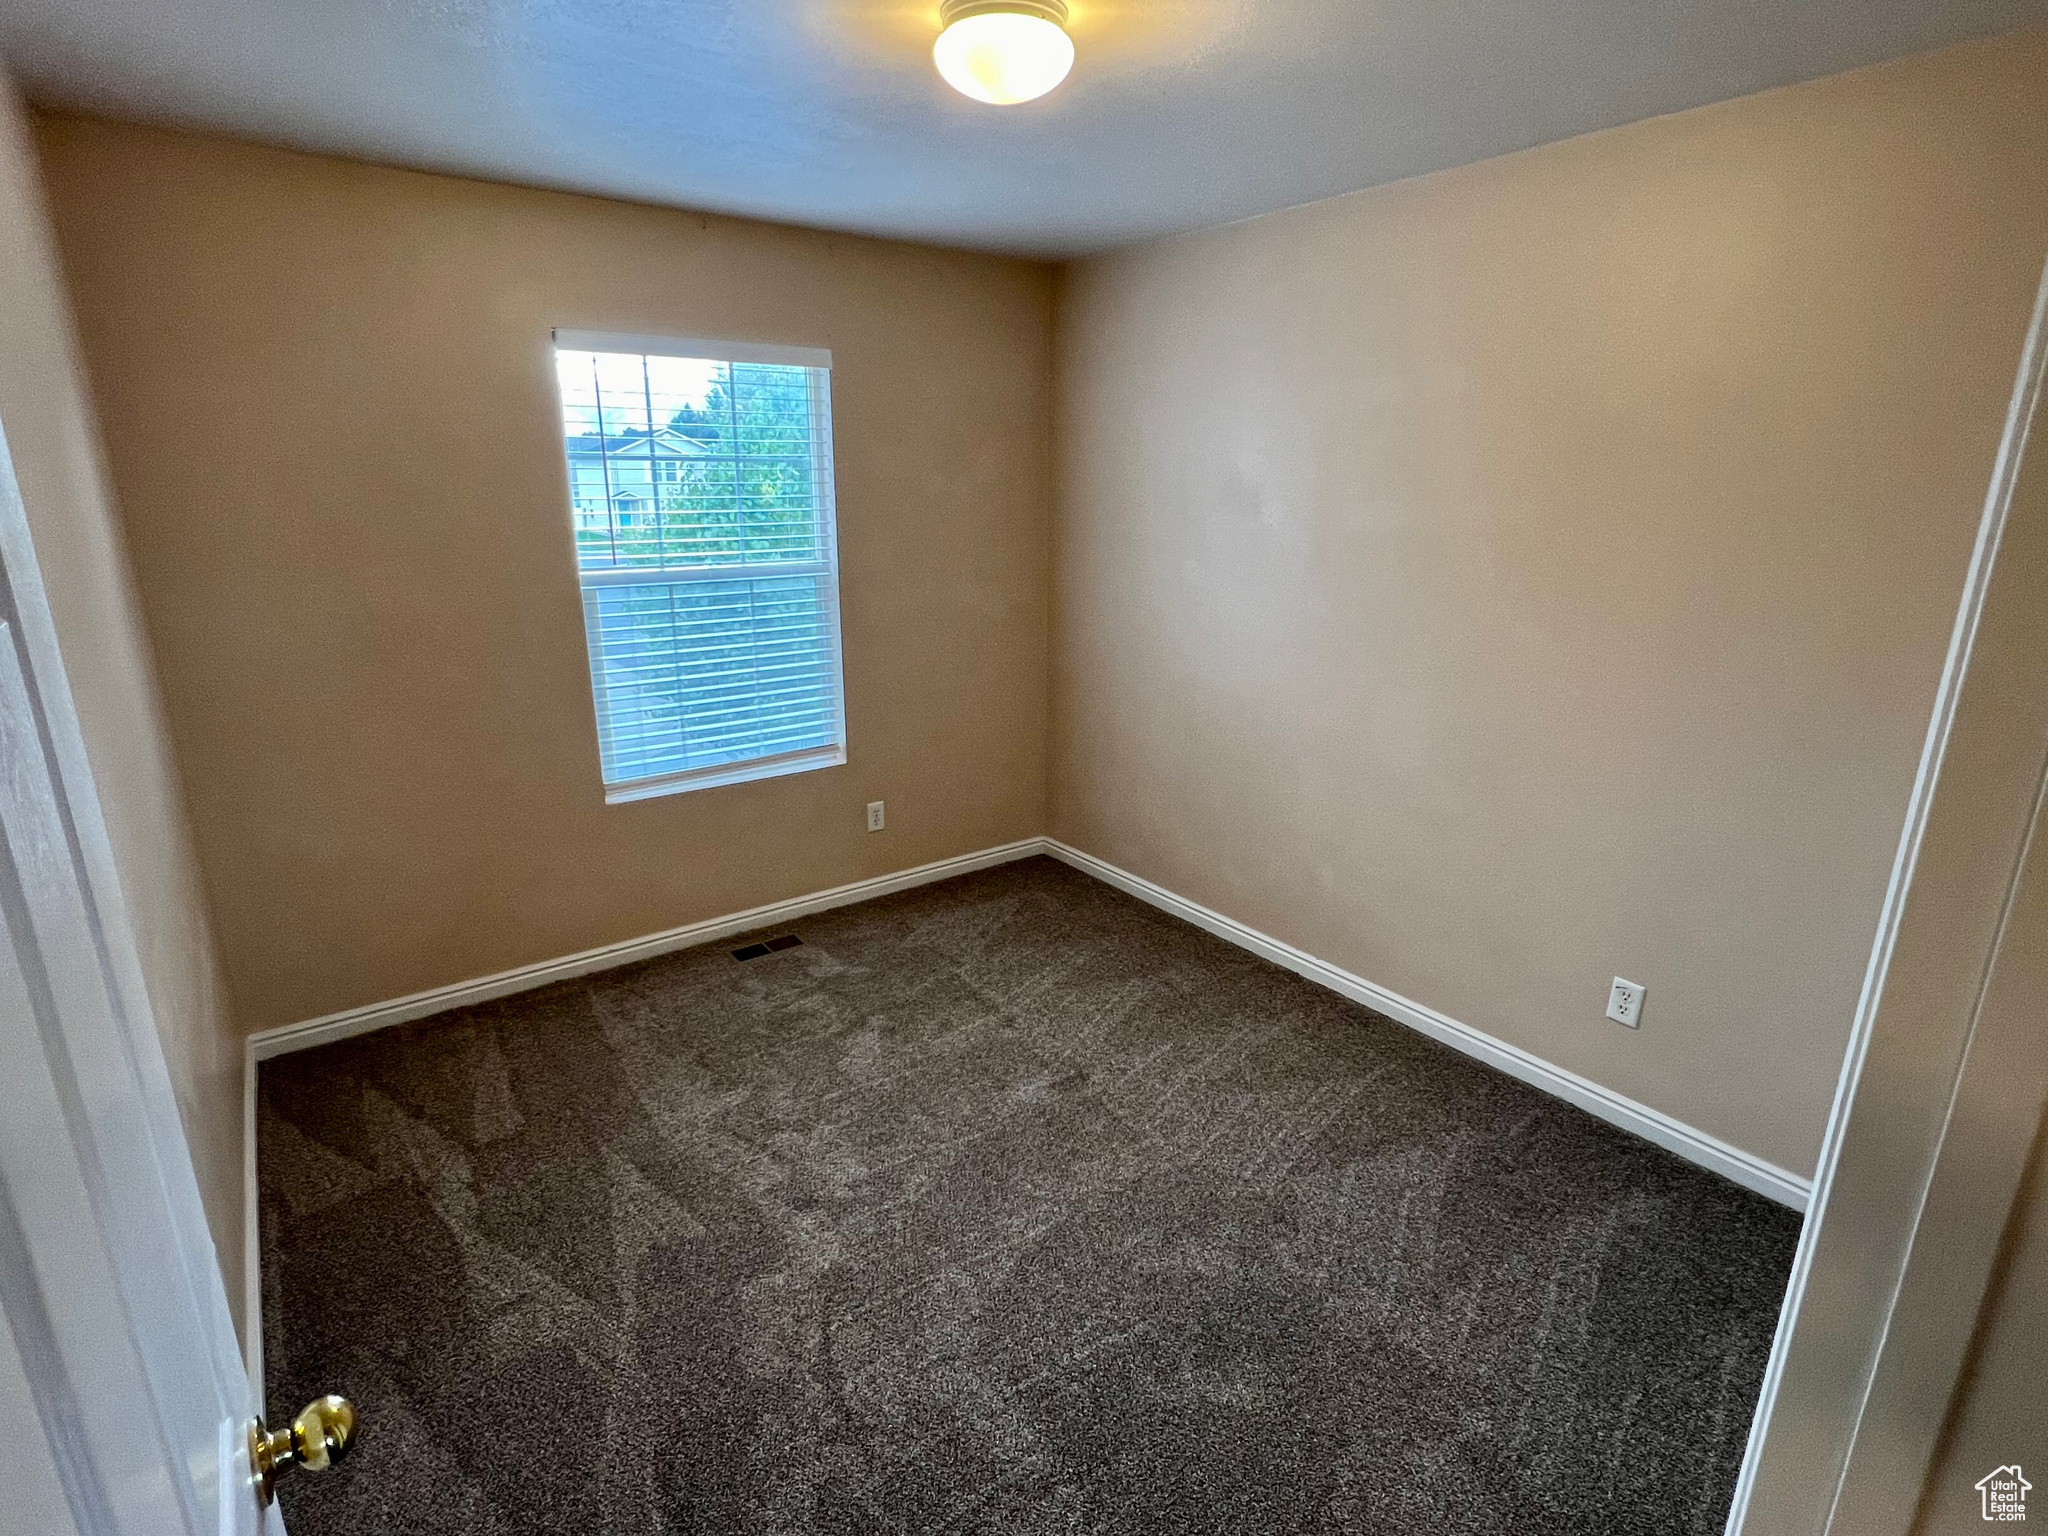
[259, 855, 1800, 1535]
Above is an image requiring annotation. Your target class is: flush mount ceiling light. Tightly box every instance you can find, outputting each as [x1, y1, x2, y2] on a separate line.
[933, 0, 1075, 106]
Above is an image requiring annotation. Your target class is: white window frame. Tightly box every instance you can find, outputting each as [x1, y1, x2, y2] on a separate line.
[550, 328, 849, 804]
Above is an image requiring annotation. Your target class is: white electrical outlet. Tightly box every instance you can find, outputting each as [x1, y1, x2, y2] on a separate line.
[1606, 977, 1645, 1028]
[866, 801, 885, 832]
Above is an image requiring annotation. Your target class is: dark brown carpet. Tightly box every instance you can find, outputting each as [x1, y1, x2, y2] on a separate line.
[259, 855, 1799, 1535]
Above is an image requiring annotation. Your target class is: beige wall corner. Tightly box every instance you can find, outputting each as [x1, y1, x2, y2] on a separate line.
[1049, 26, 2048, 1179]
[31, 120, 1057, 1033]
[0, 81, 243, 1324]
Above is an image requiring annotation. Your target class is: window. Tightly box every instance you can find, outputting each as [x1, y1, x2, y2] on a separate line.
[551, 330, 846, 803]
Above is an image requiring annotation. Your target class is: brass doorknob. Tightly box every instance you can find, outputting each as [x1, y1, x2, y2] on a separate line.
[249, 1394, 357, 1505]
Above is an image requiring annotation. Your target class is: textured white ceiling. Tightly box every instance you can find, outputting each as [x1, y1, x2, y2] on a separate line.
[2, 0, 2045, 257]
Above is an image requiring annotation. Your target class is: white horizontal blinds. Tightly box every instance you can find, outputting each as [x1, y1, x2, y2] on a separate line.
[555, 340, 844, 789]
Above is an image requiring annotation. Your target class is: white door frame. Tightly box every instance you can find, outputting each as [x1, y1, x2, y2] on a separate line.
[0, 448, 261, 1536]
[1728, 246, 2048, 1534]
[0, 74, 263, 1536]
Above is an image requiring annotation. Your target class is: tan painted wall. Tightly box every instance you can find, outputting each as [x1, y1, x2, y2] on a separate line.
[32, 116, 1055, 1034]
[0, 86, 242, 1315]
[1050, 28, 2048, 1178]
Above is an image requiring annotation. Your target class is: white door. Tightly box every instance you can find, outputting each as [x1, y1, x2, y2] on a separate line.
[0, 429, 267, 1535]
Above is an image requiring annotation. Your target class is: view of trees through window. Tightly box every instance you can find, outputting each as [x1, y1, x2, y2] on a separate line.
[557, 350, 824, 570]
[553, 342, 844, 792]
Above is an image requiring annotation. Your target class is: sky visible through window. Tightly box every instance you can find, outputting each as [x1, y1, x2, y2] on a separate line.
[555, 350, 722, 436]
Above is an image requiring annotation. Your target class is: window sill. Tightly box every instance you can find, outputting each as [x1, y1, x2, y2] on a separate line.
[602, 744, 846, 805]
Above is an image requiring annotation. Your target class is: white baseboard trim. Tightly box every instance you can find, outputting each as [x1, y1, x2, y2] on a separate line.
[246, 837, 1046, 1062]
[1041, 839, 1812, 1212]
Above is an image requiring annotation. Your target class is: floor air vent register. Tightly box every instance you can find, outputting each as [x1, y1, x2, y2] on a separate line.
[731, 934, 804, 961]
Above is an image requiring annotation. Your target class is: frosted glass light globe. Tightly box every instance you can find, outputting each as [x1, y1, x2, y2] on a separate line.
[933, 2, 1075, 106]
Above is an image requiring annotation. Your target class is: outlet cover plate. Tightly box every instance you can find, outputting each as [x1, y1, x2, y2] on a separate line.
[1607, 977, 1645, 1028]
